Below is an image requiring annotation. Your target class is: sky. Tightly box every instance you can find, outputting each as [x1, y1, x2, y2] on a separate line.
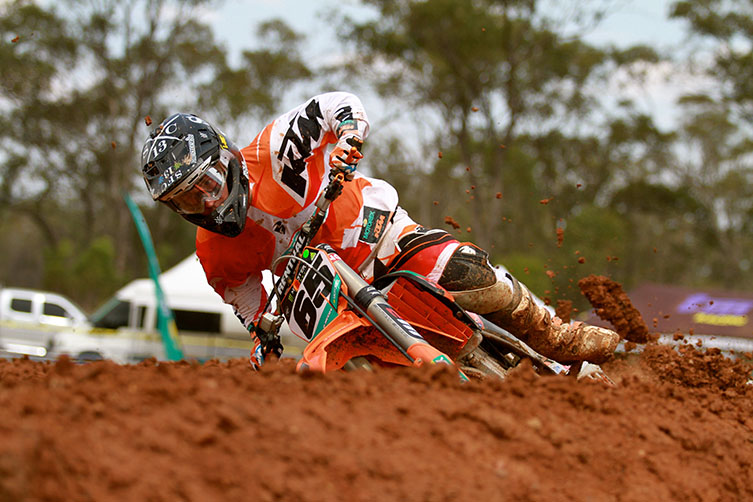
[210, 0, 686, 49]
[207, 0, 696, 131]
[210, 0, 688, 58]
[581, 0, 684, 48]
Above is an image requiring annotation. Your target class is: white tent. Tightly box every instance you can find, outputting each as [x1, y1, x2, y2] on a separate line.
[118, 255, 225, 312]
[115, 254, 272, 336]
[111, 254, 298, 348]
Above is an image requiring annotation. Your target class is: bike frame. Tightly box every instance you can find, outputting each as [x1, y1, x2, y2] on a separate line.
[261, 170, 469, 378]
[277, 244, 478, 374]
[259, 168, 613, 385]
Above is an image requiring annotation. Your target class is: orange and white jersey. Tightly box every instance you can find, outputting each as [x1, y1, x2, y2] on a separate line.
[196, 92, 410, 328]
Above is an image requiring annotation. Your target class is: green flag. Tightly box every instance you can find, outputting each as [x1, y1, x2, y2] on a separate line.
[123, 192, 184, 361]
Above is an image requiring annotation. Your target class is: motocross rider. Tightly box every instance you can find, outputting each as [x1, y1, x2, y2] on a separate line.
[141, 92, 620, 368]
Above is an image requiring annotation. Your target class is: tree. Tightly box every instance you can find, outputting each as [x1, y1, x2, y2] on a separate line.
[0, 0, 312, 307]
[341, 0, 663, 298]
[669, 1, 753, 289]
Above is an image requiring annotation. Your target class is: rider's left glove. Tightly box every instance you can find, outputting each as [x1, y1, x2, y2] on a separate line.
[329, 124, 364, 181]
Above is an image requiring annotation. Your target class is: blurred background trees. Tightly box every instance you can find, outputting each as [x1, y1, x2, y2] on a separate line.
[0, 0, 311, 308]
[0, 0, 751, 313]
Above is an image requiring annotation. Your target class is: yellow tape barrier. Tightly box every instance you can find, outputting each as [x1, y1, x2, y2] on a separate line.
[0, 319, 303, 357]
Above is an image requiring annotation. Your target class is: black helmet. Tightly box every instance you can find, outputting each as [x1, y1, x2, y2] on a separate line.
[141, 113, 249, 237]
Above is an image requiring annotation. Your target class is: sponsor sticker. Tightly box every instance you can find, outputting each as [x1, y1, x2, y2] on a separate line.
[359, 207, 390, 244]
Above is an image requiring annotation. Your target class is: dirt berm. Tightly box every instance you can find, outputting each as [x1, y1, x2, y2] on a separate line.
[0, 340, 751, 502]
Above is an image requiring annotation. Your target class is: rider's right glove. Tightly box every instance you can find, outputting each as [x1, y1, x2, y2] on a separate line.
[329, 120, 364, 180]
[250, 341, 265, 370]
[249, 324, 284, 370]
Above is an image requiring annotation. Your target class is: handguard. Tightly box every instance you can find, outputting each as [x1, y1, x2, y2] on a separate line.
[255, 312, 284, 359]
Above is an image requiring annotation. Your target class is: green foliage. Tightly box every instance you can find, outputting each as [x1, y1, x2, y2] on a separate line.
[0, 1, 77, 100]
[344, 0, 628, 255]
[547, 205, 627, 303]
[343, 0, 708, 299]
[2, 0, 753, 311]
[671, 0, 753, 117]
[43, 236, 123, 311]
[495, 252, 550, 300]
[199, 19, 313, 121]
[0, 0, 313, 307]
[560, 205, 627, 264]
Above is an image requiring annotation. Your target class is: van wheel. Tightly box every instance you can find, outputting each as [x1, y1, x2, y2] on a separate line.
[77, 351, 104, 362]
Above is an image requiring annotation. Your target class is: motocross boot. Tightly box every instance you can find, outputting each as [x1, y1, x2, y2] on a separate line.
[439, 244, 620, 364]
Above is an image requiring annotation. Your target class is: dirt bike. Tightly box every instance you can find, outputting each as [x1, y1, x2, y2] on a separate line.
[255, 164, 614, 385]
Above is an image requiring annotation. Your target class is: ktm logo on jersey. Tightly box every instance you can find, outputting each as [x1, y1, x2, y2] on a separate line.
[373, 215, 386, 239]
[276, 99, 324, 199]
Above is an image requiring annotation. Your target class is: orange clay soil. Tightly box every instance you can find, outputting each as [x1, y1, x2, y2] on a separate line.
[579, 274, 653, 343]
[1, 275, 752, 501]
[0, 341, 751, 502]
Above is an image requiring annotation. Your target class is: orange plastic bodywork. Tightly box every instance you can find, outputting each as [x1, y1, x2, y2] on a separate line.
[296, 276, 477, 373]
[297, 310, 412, 372]
[405, 343, 451, 366]
[384, 277, 476, 358]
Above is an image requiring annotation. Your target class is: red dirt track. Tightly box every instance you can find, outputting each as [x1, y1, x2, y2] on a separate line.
[1, 342, 752, 502]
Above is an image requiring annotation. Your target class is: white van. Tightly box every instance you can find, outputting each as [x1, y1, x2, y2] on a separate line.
[50, 254, 303, 363]
[0, 287, 91, 358]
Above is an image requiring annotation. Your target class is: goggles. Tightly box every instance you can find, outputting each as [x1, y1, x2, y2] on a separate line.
[161, 150, 231, 215]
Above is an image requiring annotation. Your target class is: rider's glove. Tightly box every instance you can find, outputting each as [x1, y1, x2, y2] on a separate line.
[250, 341, 265, 370]
[329, 120, 364, 180]
[249, 324, 284, 370]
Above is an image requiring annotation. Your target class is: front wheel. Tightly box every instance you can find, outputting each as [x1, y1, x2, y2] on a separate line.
[343, 356, 374, 372]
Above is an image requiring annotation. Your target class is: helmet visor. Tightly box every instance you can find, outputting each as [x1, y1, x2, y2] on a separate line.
[164, 158, 228, 215]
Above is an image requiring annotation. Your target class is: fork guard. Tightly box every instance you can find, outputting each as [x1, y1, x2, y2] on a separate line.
[297, 310, 401, 373]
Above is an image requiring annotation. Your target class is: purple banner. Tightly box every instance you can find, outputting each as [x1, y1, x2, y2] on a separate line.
[676, 293, 753, 316]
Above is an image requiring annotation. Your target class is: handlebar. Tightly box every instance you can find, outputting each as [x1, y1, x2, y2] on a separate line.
[257, 170, 348, 349]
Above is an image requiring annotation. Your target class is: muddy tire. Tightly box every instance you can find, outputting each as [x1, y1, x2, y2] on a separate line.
[460, 346, 510, 380]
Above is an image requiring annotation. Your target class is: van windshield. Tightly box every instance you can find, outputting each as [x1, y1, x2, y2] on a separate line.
[90, 298, 130, 329]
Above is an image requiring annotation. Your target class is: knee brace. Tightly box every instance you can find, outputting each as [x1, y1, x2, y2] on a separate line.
[438, 243, 497, 291]
[440, 244, 524, 316]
